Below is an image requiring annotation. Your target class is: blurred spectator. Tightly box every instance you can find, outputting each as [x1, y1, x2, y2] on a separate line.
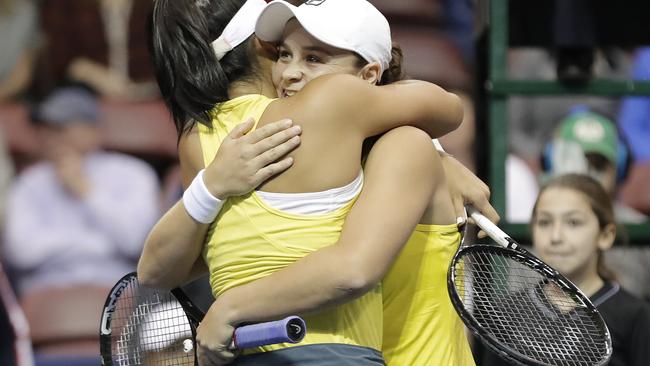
[441, 0, 474, 69]
[34, 0, 158, 101]
[508, 48, 632, 165]
[617, 47, 650, 216]
[619, 47, 650, 163]
[541, 107, 647, 223]
[1, 86, 160, 297]
[0, 0, 39, 102]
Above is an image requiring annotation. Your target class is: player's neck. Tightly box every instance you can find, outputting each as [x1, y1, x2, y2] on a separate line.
[229, 79, 277, 100]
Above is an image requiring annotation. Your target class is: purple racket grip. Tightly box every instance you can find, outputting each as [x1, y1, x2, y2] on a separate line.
[231, 316, 306, 349]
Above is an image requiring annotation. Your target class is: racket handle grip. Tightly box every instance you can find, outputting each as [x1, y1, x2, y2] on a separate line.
[467, 205, 511, 248]
[231, 316, 306, 349]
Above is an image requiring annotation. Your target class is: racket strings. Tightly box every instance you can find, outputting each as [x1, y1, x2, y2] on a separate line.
[454, 249, 610, 366]
[110, 277, 195, 365]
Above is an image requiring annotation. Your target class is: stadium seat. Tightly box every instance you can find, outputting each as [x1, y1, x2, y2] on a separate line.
[0, 100, 177, 172]
[20, 285, 110, 357]
[98, 100, 177, 158]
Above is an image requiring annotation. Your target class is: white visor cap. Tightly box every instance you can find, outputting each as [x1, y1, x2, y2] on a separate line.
[256, 0, 392, 74]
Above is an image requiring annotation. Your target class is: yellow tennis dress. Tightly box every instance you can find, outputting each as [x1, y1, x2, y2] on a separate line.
[198, 95, 384, 364]
[382, 223, 475, 366]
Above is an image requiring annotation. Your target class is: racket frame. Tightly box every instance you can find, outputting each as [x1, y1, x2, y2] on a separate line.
[99, 272, 201, 366]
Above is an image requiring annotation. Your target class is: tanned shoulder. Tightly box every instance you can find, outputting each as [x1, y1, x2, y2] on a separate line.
[294, 74, 375, 127]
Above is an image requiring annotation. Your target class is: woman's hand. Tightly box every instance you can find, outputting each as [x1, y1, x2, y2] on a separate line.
[203, 118, 301, 199]
[196, 299, 238, 366]
[440, 154, 500, 237]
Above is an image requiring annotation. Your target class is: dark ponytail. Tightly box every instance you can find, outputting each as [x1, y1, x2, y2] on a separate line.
[149, 0, 257, 137]
[379, 43, 405, 85]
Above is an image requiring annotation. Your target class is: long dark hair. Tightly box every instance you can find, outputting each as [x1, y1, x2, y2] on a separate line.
[532, 174, 618, 281]
[149, 0, 258, 137]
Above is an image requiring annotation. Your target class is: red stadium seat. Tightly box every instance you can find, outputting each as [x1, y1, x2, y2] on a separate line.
[98, 100, 177, 158]
[0, 103, 39, 157]
[20, 285, 111, 356]
[0, 100, 177, 171]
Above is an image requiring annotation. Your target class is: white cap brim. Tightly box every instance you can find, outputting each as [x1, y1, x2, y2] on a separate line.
[255, 1, 299, 43]
[256, 0, 356, 53]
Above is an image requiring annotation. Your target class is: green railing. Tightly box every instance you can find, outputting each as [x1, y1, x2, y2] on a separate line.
[487, 0, 650, 245]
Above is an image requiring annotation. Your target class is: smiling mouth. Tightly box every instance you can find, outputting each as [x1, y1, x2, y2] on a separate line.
[545, 252, 572, 257]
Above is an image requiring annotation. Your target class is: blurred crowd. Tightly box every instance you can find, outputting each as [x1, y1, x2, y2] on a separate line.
[0, 0, 648, 365]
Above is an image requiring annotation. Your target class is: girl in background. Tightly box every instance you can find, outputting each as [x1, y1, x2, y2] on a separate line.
[478, 173, 650, 366]
[529, 174, 649, 366]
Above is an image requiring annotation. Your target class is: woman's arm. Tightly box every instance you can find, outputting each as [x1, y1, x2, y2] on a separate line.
[137, 129, 211, 288]
[440, 154, 500, 225]
[297, 74, 464, 140]
[195, 127, 443, 355]
[137, 119, 302, 289]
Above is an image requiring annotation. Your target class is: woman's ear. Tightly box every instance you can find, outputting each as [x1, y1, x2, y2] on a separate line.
[597, 223, 616, 251]
[255, 38, 279, 61]
[357, 62, 382, 85]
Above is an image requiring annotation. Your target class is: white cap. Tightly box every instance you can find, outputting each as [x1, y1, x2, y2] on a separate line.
[211, 0, 268, 60]
[256, 0, 392, 73]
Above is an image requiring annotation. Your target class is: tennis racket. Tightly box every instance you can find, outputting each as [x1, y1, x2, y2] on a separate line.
[447, 206, 612, 366]
[99, 272, 306, 366]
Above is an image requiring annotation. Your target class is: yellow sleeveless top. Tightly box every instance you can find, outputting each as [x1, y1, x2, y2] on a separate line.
[382, 223, 475, 366]
[197, 95, 383, 355]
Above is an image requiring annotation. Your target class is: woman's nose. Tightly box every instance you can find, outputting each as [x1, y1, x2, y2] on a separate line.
[283, 63, 303, 82]
[550, 223, 563, 244]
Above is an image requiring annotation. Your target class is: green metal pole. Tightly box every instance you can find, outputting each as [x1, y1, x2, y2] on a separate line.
[489, 0, 508, 80]
[488, 0, 508, 217]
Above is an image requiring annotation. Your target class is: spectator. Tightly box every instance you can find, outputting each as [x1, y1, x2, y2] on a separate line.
[507, 48, 631, 164]
[531, 174, 650, 365]
[541, 107, 647, 223]
[616, 46, 650, 218]
[0, 0, 39, 102]
[441, 0, 475, 70]
[34, 0, 158, 101]
[477, 174, 650, 365]
[2, 86, 160, 296]
[619, 47, 650, 164]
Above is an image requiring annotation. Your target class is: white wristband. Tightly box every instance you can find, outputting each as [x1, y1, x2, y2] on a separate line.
[432, 139, 445, 153]
[183, 169, 224, 224]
